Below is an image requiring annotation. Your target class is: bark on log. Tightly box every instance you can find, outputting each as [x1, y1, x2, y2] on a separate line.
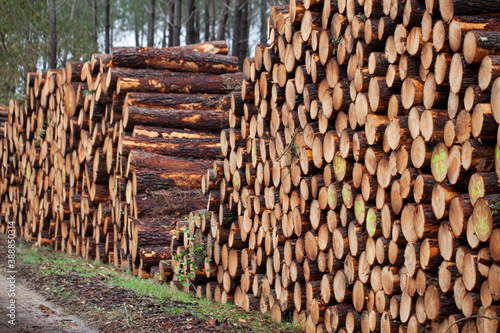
[116, 72, 244, 95]
[123, 104, 232, 131]
[121, 135, 222, 160]
[112, 46, 237, 73]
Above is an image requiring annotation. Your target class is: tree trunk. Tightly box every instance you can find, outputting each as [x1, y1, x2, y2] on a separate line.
[204, 1, 210, 42]
[134, 25, 140, 47]
[217, 0, 231, 40]
[238, 0, 250, 70]
[168, 0, 175, 47]
[172, 0, 182, 46]
[92, 0, 98, 47]
[261, 0, 268, 43]
[104, 0, 111, 54]
[161, 2, 167, 48]
[210, 0, 216, 40]
[232, 0, 243, 58]
[49, 0, 57, 68]
[187, 0, 197, 44]
[147, 0, 156, 47]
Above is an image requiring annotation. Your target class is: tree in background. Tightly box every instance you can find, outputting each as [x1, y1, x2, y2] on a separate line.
[232, 0, 249, 69]
[172, 0, 182, 46]
[204, 1, 210, 42]
[105, 0, 111, 53]
[92, 0, 99, 46]
[217, 0, 230, 41]
[238, 0, 249, 69]
[147, 0, 156, 46]
[49, 0, 57, 68]
[260, 0, 268, 43]
[186, 0, 197, 45]
[209, 0, 215, 41]
[0, 0, 96, 103]
[0, 0, 286, 103]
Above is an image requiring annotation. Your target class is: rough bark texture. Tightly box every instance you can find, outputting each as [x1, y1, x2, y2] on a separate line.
[112, 47, 238, 74]
[121, 135, 222, 160]
[116, 72, 243, 95]
[123, 104, 232, 131]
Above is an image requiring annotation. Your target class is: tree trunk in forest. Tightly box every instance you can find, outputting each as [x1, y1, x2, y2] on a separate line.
[134, 26, 140, 47]
[92, 0, 98, 47]
[105, 0, 111, 54]
[238, 0, 249, 70]
[147, 0, 156, 47]
[172, 0, 182, 46]
[210, 0, 216, 41]
[232, 0, 243, 58]
[187, 0, 197, 45]
[49, 0, 57, 68]
[168, 1, 175, 47]
[217, 0, 230, 41]
[204, 1, 210, 42]
[194, 5, 200, 43]
[161, 18, 167, 48]
[261, 0, 268, 43]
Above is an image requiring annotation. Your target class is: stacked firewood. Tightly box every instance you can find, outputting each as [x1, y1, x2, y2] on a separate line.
[0, 41, 243, 279]
[169, 0, 500, 332]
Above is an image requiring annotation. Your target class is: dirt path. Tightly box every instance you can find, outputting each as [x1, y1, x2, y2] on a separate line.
[0, 273, 98, 333]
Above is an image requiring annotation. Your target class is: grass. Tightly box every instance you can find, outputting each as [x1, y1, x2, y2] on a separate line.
[14, 240, 302, 333]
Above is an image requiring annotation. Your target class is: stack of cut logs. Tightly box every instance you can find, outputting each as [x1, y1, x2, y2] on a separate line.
[1, 0, 500, 331]
[169, 0, 500, 332]
[0, 41, 242, 279]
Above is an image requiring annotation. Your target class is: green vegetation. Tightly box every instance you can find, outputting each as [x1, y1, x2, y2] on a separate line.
[490, 199, 500, 215]
[15, 240, 301, 333]
[172, 222, 212, 286]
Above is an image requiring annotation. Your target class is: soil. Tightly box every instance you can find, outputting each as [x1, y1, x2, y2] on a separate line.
[0, 272, 98, 333]
[0, 238, 256, 333]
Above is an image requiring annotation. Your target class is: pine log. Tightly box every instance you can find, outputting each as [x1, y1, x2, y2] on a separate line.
[122, 104, 232, 131]
[440, 0, 500, 23]
[112, 46, 237, 73]
[121, 135, 221, 160]
[139, 246, 172, 269]
[123, 92, 230, 110]
[116, 72, 244, 95]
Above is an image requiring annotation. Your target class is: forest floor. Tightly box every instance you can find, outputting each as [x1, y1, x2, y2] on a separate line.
[0, 236, 300, 333]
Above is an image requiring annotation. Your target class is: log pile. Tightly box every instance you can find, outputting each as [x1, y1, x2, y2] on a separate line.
[0, 41, 242, 279]
[0, 0, 499, 331]
[168, 1, 500, 332]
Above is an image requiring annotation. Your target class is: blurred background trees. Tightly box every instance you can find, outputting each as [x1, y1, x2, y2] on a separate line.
[0, 0, 285, 104]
